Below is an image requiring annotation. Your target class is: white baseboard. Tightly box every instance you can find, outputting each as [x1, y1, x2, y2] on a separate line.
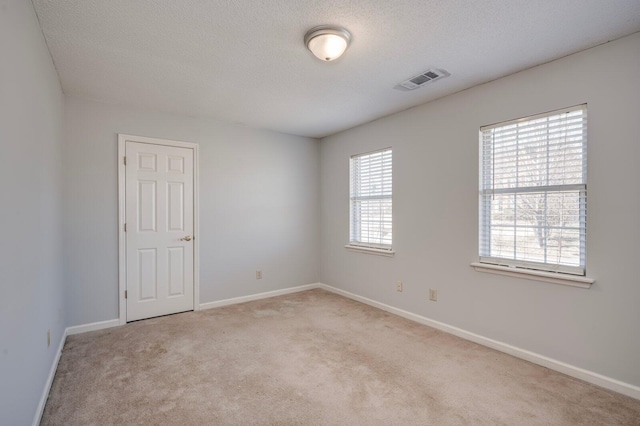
[199, 283, 321, 310]
[34, 281, 637, 426]
[66, 318, 121, 335]
[65, 284, 323, 335]
[32, 284, 320, 424]
[32, 328, 68, 426]
[33, 319, 120, 425]
[317, 283, 640, 401]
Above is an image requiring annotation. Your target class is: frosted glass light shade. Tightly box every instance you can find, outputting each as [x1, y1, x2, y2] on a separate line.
[304, 26, 351, 61]
[308, 34, 347, 61]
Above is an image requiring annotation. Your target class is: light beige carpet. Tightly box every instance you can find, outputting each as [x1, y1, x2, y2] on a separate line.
[42, 289, 640, 425]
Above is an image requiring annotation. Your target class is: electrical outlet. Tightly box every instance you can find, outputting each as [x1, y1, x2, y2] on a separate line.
[429, 289, 438, 302]
[256, 270, 262, 280]
[47, 329, 51, 347]
[396, 281, 403, 292]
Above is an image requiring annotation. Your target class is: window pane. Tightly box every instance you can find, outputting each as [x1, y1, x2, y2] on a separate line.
[479, 105, 586, 274]
[351, 199, 392, 245]
[350, 148, 392, 248]
[483, 109, 586, 192]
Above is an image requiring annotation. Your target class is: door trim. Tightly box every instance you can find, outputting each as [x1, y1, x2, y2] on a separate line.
[117, 134, 200, 324]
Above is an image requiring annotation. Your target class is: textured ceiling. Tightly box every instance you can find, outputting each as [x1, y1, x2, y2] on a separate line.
[33, 0, 640, 138]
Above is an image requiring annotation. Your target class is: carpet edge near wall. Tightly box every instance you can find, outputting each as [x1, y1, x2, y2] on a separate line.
[317, 283, 640, 400]
[34, 280, 639, 424]
[33, 328, 68, 426]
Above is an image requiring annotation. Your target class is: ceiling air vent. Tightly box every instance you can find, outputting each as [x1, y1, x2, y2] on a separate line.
[396, 68, 450, 90]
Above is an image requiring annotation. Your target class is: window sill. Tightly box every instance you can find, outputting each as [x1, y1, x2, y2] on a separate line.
[345, 245, 395, 257]
[470, 262, 594, 289]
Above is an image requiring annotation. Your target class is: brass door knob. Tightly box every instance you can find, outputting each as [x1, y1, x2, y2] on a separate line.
[180, 236, 192, 241]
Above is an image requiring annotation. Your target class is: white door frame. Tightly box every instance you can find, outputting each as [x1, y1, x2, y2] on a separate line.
[117, 134, 200, 324]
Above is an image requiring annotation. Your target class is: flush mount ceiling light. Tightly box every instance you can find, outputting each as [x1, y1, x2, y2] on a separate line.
[304, 26, 352, 61]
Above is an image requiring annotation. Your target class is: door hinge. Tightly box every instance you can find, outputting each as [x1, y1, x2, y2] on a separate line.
[125, 290, 128, 299]
[123, 156, 127, 165]
[124, 223, 127, 232]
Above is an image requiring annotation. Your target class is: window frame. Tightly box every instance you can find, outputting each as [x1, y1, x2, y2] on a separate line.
[346, 147, 394, 256]
[478, 105, 588, 276]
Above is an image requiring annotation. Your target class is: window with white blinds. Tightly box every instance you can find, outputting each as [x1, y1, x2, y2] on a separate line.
[349, 148, 393, 250]
[479, 105, 587, 275]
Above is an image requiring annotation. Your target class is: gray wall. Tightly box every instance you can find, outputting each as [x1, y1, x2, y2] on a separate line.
[0, 1, 65, 424]
[320, 33, 640, 387]
[63, 97, 320, 326]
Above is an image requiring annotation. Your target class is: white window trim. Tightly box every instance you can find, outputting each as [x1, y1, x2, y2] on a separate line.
[348, 147, 393, 255]
[345, 244, 395, 257]
[470, 262, 594, 288]
[478, 104, 588, 277]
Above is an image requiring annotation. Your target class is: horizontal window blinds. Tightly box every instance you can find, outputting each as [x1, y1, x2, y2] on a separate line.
[350, 148, 392, 249]
[480, 105, 587, 275]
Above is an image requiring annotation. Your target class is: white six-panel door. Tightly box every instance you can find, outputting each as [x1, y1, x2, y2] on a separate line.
[125, 141, 194, 321]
